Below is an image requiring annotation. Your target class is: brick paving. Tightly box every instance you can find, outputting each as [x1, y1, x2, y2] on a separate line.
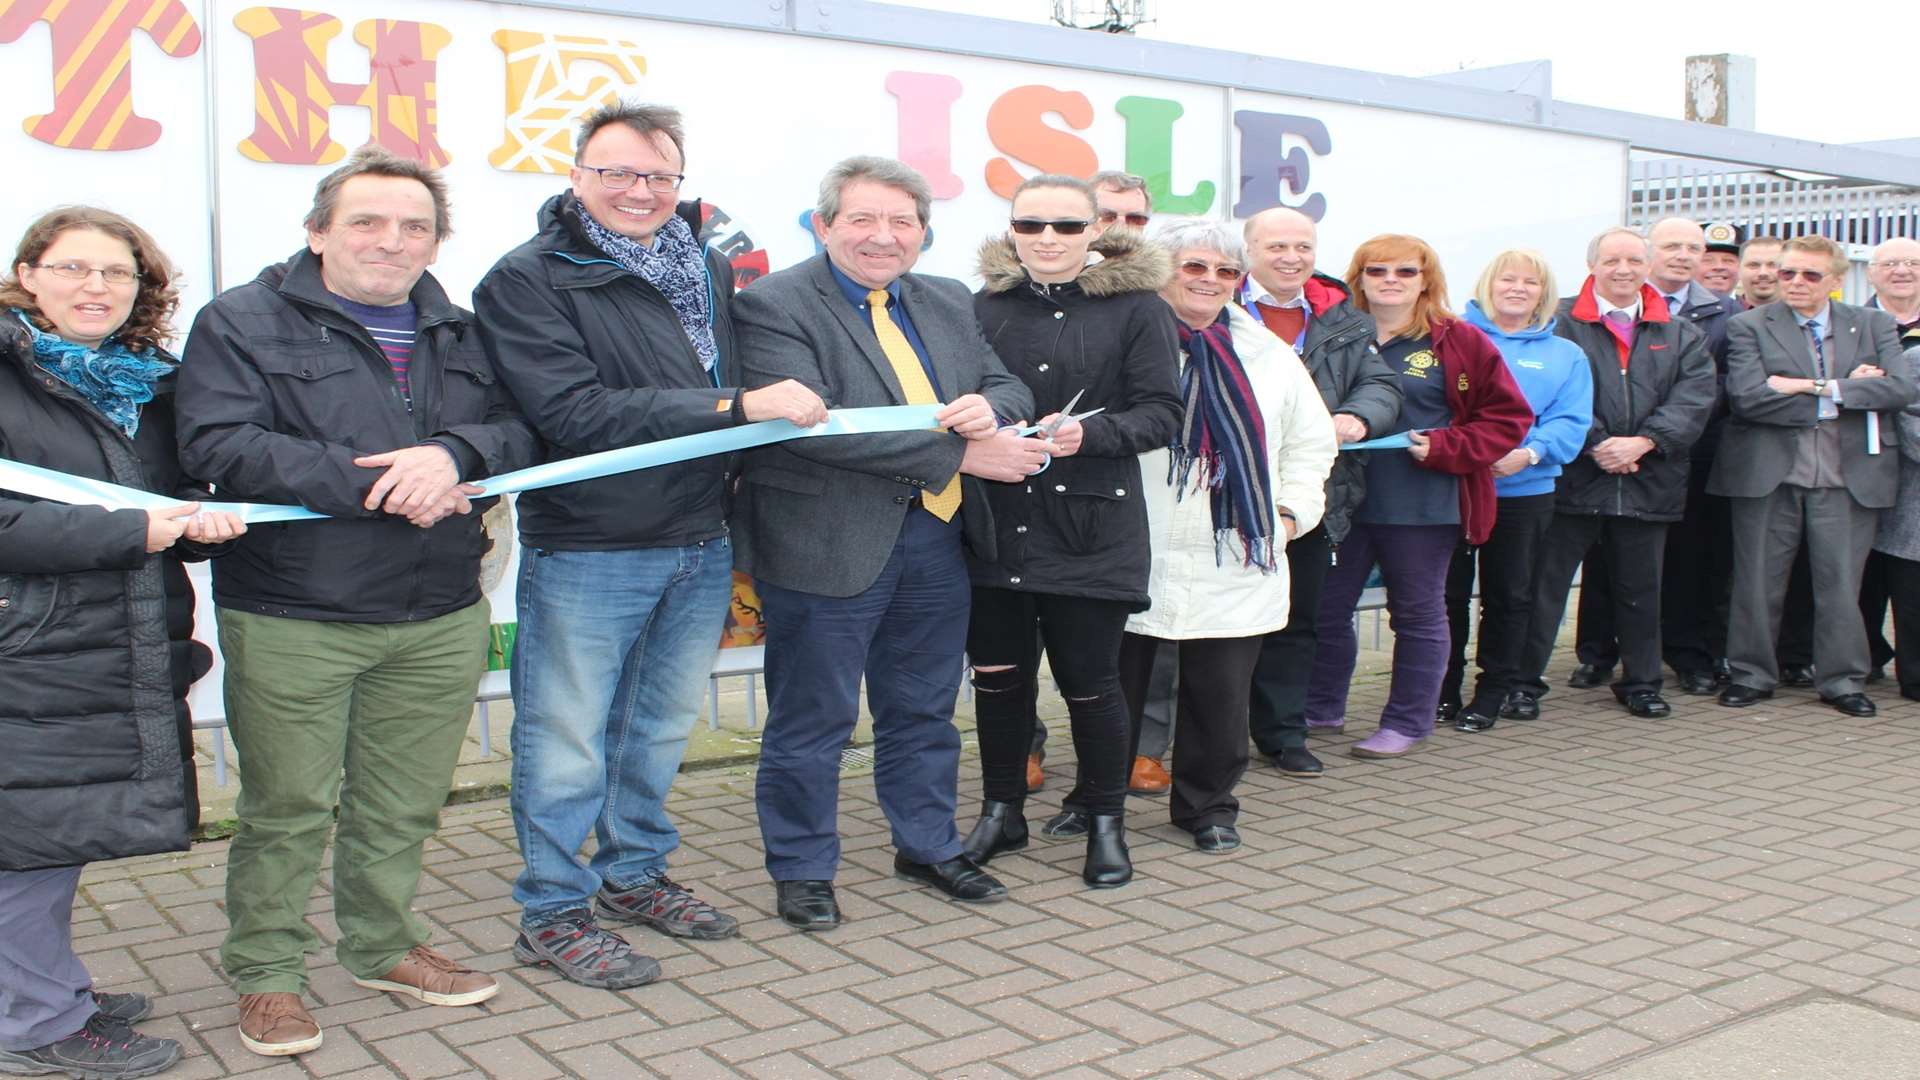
[78, 658, 1920, 1079]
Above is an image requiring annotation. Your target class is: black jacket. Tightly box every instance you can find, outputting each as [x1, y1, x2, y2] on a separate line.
[1247, 273, 1403, 543]
[1, 323, 212, 869]
[177, 250, 538, 622]
[1551, 281, 1717, 521]
[1662, 280, 1743, 461]
[970, 230, 1182, 609]
[473, 195, 744, 550]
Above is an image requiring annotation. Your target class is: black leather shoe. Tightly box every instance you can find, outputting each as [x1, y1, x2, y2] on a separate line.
[1625, 691, 1671, 718]
[1435, 701, 1460, 726]
[774, 880, 840, 931]
[960, 800, 1028, 865]
[1039, 810, 1089, 839]
[1718, 684, 1773, 708]
[1822, 692, 1877, 717]
[1191, 825, 1240, 853]
[1499, 691, 1539, 721]
[1781, 664, 1816, 688]
[1082, 815, 1132, 888]
[1567, 664, 1612, 689]
[1268, 747, 1324, 777]
[1676, 669, 1719, 696]
[894, 854, 1007, 903]
[1454, 709, 1497, 733]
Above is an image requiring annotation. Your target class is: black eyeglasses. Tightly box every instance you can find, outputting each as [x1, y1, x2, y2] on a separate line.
[1363, 265, 1423, 279]
[34, 262, 140, 285]
[1177, 260, 1244, 282]
[578, 166, 684, 193]
[1096, 210, 1151, 228]
[1778, 268, 1828, 283]
[1010, 218, 1092, 236]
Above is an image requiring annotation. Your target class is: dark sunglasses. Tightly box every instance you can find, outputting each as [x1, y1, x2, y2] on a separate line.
[1178, 260, 1244, 282]
[1363, 265, 1423, 279]
[1777, 268, 1828, 283]
[1096, 209, 1151, 228]
[1010, 218, 1092, 236]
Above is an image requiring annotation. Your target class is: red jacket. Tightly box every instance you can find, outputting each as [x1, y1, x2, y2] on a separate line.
[1420, 316, 1533, 545]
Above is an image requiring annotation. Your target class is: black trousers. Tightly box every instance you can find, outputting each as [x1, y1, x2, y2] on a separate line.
[1860, 549, 1896, 671]
[1522, 515, 1668, 698]
[1885, 553, 1920, 701]
[970, 589, 1132, 815]
[1119, 632, 1262, 832]
[1247, 524, 1333, 755]
[1443, 494, 1556, 713]
[1660, 468, 1734, 675]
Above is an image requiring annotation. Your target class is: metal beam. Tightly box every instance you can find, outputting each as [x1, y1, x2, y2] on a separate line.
[504, 0, 1920, 187]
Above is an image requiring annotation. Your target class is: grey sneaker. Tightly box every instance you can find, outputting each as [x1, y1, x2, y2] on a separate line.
[0, 1012, 182, 1078]
[512, 910, 661, 990]
[91, 991, 152, 1025]
[594, 877, 739, 941]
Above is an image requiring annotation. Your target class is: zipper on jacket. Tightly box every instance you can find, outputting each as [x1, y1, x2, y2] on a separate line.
[1616, 366, 1630, 516]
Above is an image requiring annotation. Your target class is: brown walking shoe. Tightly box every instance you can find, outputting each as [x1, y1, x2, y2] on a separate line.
[237, 992, 322, 1056]
[352, 945, 500, 1006]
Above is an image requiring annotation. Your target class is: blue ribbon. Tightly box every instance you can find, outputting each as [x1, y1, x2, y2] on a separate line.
[0, 405, 944, 523]
[1340, 431, 1415, 452]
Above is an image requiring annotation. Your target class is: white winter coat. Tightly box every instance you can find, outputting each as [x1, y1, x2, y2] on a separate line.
[1126, 304, 1338, 640]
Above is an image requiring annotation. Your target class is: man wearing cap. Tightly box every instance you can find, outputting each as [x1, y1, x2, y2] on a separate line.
[1698, 222, 1743, 296]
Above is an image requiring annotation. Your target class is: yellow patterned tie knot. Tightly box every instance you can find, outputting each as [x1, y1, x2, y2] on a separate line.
[867, 289, 961, 522]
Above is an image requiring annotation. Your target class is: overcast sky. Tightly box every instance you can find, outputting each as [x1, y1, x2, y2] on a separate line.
[891, 0, 1913, 147]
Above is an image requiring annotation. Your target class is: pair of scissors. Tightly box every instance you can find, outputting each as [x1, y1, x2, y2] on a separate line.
[1015, 388, 1106, 438]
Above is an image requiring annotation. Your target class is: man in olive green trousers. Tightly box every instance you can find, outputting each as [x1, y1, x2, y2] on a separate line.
[177, 147, 538, 1057]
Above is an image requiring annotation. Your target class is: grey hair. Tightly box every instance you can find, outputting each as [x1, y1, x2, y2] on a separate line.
[1152, 217, 1246, 268]
[304, 145, 452, 240]
[817, 156, 934, 227]
[574, 100, 686, 166]
[1090, 169, 1151, 212]
[1586, 225, 1650, 265]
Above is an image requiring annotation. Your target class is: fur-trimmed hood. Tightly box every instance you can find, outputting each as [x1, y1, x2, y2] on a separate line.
[976, 227, 1174, 297]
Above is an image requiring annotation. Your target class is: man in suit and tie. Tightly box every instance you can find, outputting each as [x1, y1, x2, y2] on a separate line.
[734, 156, 1042, 931]
[1712, 235, 1916, 716]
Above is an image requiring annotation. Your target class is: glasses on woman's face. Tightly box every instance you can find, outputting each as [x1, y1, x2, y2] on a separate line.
[1177, 260, 1244, 282]
[1777, 267, 1828, 283]
[1362, 265, 1422, 280]
[1009, 218, 1092, 236]
[1096, 209, 1151, 228]
[34, 261, 140, 285]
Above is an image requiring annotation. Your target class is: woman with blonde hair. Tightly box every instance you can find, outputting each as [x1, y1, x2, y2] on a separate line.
[1439, 250, 1594, 732]
[1303, 234, 1529, 757]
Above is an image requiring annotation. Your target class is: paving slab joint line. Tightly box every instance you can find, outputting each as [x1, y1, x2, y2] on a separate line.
[1563, 989, 1920, 1077]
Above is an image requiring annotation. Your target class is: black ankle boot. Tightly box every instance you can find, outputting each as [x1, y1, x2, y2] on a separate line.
[1083, 814, 1132, 888]
[961, 800, 1028, 865]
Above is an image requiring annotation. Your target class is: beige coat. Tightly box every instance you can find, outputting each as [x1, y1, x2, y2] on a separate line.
[1127, 303, 1338, 640]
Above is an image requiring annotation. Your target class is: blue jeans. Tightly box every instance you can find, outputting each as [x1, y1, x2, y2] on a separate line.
[508, 540, 731, 926]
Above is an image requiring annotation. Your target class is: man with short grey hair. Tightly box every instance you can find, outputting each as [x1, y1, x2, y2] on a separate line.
[734, 155, 1038, 931]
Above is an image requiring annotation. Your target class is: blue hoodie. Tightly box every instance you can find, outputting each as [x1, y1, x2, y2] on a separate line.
[1463, 300, 1594, 497]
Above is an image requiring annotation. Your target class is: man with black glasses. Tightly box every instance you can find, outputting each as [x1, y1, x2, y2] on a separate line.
[474, 100, 826, 989]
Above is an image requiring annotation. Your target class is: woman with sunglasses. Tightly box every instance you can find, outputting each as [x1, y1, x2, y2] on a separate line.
[1304, 235, 1529, 758]
[1119, 218, 1335, 852]
[0, 207, 244, 1078]
[960, 174, 1181, 888]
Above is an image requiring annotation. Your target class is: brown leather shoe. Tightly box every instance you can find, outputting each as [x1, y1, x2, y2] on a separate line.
[237, 992, 323, 1056]
[1025, 753, 1046, 792]
[1127, 756, 1171, 795]
[352, 945, 499, 1006]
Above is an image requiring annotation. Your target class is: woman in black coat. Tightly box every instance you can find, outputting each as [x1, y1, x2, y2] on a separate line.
[0, 207, 242, 1078]
[959, 174, 1181, 889]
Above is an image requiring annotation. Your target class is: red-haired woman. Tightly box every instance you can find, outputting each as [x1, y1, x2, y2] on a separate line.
[1304, 235, 1530, 757]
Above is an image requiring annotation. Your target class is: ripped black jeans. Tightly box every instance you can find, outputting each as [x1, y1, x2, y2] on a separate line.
[967, 588, 1133, 816]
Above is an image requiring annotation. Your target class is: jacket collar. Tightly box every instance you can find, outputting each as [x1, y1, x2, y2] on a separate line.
[267, 247, 464, 329]
[974, 227, 1173, 297]
[1569, 277, 1672, 325]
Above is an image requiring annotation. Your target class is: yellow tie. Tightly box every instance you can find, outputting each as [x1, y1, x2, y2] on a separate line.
[867, 289, 961, 522]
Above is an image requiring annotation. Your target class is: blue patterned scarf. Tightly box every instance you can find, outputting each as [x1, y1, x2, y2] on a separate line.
[1170, 312, 1278, 573]
[576, 206, 718, 372]
[14, 309, 174, 437]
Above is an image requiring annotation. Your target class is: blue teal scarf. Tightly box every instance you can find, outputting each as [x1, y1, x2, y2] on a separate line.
[14, 310, 174, 438]
[576, 208, 718, 372]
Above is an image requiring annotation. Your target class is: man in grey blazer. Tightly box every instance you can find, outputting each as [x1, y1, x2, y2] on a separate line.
[733, 156, 1042, 930]
[1710, 235, 1916, 716]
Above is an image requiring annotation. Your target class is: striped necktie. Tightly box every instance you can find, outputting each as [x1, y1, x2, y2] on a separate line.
[867, 289, 960, 521]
